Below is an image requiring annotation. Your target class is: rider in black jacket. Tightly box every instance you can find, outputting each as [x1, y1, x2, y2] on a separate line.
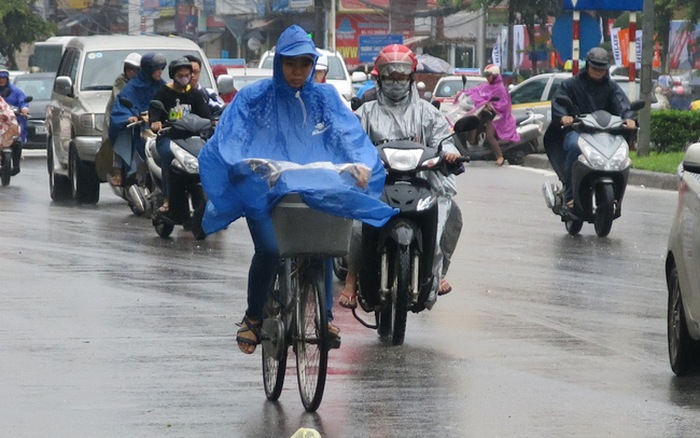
[544, 47, 635, 207]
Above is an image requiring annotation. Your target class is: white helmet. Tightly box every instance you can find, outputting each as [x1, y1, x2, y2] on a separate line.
[124, 52, 142, 68]
[316, 55, 328, 71]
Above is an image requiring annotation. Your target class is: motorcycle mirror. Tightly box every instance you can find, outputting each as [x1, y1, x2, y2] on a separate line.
[630, 100, 646, 111]
[148, 99, 167, 113]
[432, 100, 441, 110]
[119, 97, 134, 109]
[453, 115, 480, 134]
[350, 96, 362, 111]
[24, 96, 33, 103]
[461, 75, 466, 88]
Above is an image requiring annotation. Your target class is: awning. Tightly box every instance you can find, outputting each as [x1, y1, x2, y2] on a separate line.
[223, 16, 252, 38]
[404, 35, 431, 47]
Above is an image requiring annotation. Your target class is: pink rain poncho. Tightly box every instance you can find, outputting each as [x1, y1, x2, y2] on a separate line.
[463, 74, 520, 143]
[0, 97, 19, 147]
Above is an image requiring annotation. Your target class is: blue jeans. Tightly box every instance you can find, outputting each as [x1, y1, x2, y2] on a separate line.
[563, 131, 581, 201]
[156, 137, 174, 198]
[245, 215, 334, 322]
[245, 215, 279, 320]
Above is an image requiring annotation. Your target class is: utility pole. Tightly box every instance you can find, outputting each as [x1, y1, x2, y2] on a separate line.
[477, 7, 486, 69]
[636, 0, 654, 156]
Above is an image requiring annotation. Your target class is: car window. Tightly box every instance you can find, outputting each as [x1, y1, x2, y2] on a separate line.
[326, 56, 346, 80]
[435, 79, 464, 98]
[546, 78, 565, 100]
[510, 77, 548, 104]
[261, 56, 273, 69]
[14, 77, 53, 100]
[79, 49, 214, 91]
[57, 48, 79, 84]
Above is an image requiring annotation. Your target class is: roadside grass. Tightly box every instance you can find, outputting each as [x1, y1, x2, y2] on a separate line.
[630, 151, 684, 174]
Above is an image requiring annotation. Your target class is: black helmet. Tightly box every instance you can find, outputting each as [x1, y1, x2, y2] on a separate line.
[586, 47, 610, 69]
[168, 57, 193, 79]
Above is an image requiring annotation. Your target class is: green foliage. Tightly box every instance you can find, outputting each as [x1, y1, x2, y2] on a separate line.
[630, 150, 684, 174]
[650, 110, 700, 153]
[0, 0, 55, 67]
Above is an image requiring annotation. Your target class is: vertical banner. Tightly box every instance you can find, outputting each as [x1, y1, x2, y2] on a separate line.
[176, 2, 199, 39]
[512, 25, 525, 69]
[492, 33, 501, 67]
[668, 21, 700, 69]
[610, 27, 622, 66]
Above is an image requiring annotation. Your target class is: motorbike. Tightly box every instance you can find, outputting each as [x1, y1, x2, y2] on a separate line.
[0, 96, 32, 186]
[541, 96, 645, 237]
[445, 94, 545, 165]
[145, 100, 212, 240]
[112, 97, 154, 216]
[353, 116, 477, 346]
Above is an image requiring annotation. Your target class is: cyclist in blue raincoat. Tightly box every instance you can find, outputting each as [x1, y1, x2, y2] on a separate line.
[199, 24, 394, 354]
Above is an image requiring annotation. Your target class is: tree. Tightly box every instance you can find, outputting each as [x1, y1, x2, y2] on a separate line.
[0, 0, 55, 68]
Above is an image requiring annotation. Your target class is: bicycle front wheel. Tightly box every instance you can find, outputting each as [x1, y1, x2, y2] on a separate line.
[295, 267, 329, 412]
[261, 262, 290, 401]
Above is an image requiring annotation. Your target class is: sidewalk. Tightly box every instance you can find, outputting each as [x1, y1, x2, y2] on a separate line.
[522, 153, 679, 191]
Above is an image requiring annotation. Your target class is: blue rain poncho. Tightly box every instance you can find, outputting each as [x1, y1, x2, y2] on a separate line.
[199, 25, 395, 234]
[108, 53, 166, 145]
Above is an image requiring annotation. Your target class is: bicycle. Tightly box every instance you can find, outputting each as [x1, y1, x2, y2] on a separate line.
[245, 160, 354, 412]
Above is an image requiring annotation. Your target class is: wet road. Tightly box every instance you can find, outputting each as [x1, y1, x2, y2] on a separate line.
[2, 155, 700, 437]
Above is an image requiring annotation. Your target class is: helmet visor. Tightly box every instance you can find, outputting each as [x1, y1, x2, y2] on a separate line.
[379, 62, 413, 76]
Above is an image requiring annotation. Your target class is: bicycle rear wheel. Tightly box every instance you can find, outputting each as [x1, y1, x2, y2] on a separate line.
[295, 266, 329, 412]
[261, 262, 290, 401]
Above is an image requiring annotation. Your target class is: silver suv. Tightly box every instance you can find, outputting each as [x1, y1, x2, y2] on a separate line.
[46, 35, 216, 203]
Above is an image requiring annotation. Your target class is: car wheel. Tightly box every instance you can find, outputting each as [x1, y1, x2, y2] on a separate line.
[70, 147, 100, 204]
[668, 265, 699, 375]
[48, 138, 72, 201]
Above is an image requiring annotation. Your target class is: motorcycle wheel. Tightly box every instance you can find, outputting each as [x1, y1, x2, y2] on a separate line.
[332, 257, 348, 281]
[594, 184, 615, 237]
[565, 219, 583, 235]
[391, 247, 411, 346]
[506, 150, 526, 166]
[1, 150, 11, 186]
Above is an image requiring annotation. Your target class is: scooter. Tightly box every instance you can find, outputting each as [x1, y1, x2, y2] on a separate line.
[446, 94, 545, 165]
[0, 96, 32, 186]
[111, 98, 155, 216]
[542, 96, 645, 237]
[353, 116, 477, 346]
[145, 100, 212, 240]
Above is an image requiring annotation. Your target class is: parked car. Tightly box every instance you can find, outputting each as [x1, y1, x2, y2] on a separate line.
[13, 72, 54, 149]
[666, 140, 700, 375]
[508, 72, 662, 149]
[46, 35, 216, 204]
[424, 74, 487, 113]
[227, 67, 272, 90]
[258, 48, 353, 100]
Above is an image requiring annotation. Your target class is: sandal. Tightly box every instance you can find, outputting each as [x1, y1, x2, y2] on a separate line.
[438, 279, 453, 296]
[236, 315, 262, 354]
[338, 290, 357, 309]
[327, 322, 341, 349]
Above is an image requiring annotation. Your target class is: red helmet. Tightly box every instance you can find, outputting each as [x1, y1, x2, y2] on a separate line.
[374, 44, 417, 77]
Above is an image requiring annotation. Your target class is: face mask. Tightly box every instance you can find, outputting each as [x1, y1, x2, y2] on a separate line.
[175, 76, 190, 88]
[382, 80, 410, 102]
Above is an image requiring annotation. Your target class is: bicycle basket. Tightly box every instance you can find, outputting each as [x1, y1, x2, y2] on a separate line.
[271, 193, 352, 257]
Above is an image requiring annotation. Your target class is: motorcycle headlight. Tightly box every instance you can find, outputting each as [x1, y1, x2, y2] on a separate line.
[607, 142, 630, 170]
[383, 148, 423, 171]
[171, 142, 199, 173]
[577, 136, 630, 171]
[577, 137, 607, 168]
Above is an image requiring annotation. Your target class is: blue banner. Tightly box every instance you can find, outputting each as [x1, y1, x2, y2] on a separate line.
[563, 0, 642, 11]
[358, 34, 403, 63]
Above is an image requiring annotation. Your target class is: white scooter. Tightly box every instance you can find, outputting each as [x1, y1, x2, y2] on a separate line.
[542, 96, 645, 237]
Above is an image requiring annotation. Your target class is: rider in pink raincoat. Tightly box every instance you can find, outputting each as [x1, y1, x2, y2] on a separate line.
[0, 96, 19, 148]
[462, 64, 519, 165]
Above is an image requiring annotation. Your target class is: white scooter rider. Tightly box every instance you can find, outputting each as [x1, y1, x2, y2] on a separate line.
[339, 44, 462, 310]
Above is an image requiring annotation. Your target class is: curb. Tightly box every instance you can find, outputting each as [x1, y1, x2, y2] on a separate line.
[523, 153, 679, 191]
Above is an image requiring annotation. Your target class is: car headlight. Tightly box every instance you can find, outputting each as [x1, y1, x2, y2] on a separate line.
[383, 148, 423, 171]
[171, 142, 199, 173]
[94, 114, 104, 132]
[79, 113, 95, 129]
